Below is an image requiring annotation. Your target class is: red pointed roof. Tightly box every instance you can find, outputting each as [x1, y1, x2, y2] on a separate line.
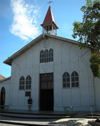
[41, 6, 58, 29]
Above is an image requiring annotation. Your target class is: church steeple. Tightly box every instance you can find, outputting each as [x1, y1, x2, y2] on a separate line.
[41, 6, 58, 35]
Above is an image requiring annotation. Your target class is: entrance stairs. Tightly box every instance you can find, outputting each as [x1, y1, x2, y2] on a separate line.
[0, 109, 76, 119]
[0, 110, 100, 125]
[0, 110, 76, 125]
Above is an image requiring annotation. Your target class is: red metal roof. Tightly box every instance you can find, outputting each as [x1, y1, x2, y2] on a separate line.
[41, 6, 58, 29]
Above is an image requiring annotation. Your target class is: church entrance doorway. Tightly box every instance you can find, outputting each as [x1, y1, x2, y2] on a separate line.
[40, 73, 53, 111]
[1, 87, 5, 107]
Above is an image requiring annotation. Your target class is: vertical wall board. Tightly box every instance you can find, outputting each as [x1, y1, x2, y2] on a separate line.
[54, 43, 61, 64]
[32, 66, 39, 108]
[26, 52, 33, 68]
[62, 89, 71, 106]
[70, 51, 79, 62]
[62, 47, 70, 63]
[54, 64, 62, 107]
[18, 91, 25, 106]
[70, 62, 78, 73]
[62, 62, 70, 74]
[94, 78, 100, 111]
[39, 63, 53, 73]
[80, 88, 89, 106]
[71, 88, 80, 106]
[13, 91, 18, 105]
[82, 49, 91, 66]
[33, 47, 39, 66]
[71, 44, 82, 54]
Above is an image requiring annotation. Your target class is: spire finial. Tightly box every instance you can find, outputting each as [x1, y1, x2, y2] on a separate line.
[48, 0, 53, 6]
[41, 1, 58, 35]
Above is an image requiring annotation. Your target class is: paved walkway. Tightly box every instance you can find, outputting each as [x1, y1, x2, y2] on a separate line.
[0, 117, 99, 126]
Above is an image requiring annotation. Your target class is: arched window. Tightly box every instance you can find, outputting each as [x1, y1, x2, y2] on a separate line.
[40, 50, 45, 63]
[40, 49, 53, 63]
[71, 71, 79, 87]
[63, 72, 70, 88]
[26, 76, 31, 89]
[19, 76, 25, 90]
[49, 49, 53, 62]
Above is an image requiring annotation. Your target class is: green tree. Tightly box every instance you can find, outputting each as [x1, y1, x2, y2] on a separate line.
[90, 53, 100, 77]
[72, 0, 100, 78]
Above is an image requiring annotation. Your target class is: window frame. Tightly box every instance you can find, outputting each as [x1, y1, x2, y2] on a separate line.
[26, 75, 31, 90]
[40, 49, 53, 63]
[19, 76, 25, 90]
[49, 49, 53, 62]
[25, 91, 31, 97]
[63, 72, 70, 88]
[71, 71, 79, 87]
[40, 50, 45, 63]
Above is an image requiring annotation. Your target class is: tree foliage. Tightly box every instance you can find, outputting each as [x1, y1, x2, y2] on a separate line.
[90, 53, 100, 78]
[72, 0, 100, 50]
[72, 0, 100, 78]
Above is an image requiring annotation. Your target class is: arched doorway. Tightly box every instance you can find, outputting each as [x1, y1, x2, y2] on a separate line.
[1, 87, 5, 106]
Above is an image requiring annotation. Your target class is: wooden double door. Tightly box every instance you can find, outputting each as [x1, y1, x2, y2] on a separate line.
[40, 73, 53, 111]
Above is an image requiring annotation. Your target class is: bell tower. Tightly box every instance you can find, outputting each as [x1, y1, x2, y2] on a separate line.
[41, 6, 58, 35]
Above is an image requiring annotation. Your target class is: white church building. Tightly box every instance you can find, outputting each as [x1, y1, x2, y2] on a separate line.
[0, 6, 100, 112]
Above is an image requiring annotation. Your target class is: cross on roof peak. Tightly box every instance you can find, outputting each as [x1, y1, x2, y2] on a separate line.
[48, 0, 53, 6]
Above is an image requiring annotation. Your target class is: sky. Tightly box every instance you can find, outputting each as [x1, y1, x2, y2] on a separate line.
[0, 0, 86, 78]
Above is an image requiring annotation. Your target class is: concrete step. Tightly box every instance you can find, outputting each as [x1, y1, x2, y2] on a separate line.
[1, 109, 76, 117]
[87, 116, 100, 119]
[87, 113, 100, 116]
[73, 112, 88, 118]
[1, 113, 71, 119]
[0, 120, 50, 126]
[86, 113, 100, 119]
[0, 111, 75, 126]
[1, 110, 72, 116]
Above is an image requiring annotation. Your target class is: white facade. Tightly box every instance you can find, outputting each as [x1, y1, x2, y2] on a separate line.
[0, 78, 11, 106]
[94, 78, 100, 111]
[0, 34, 96, 111]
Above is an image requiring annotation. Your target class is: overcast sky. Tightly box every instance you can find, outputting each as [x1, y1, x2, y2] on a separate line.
[0, 0, 86, 77]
